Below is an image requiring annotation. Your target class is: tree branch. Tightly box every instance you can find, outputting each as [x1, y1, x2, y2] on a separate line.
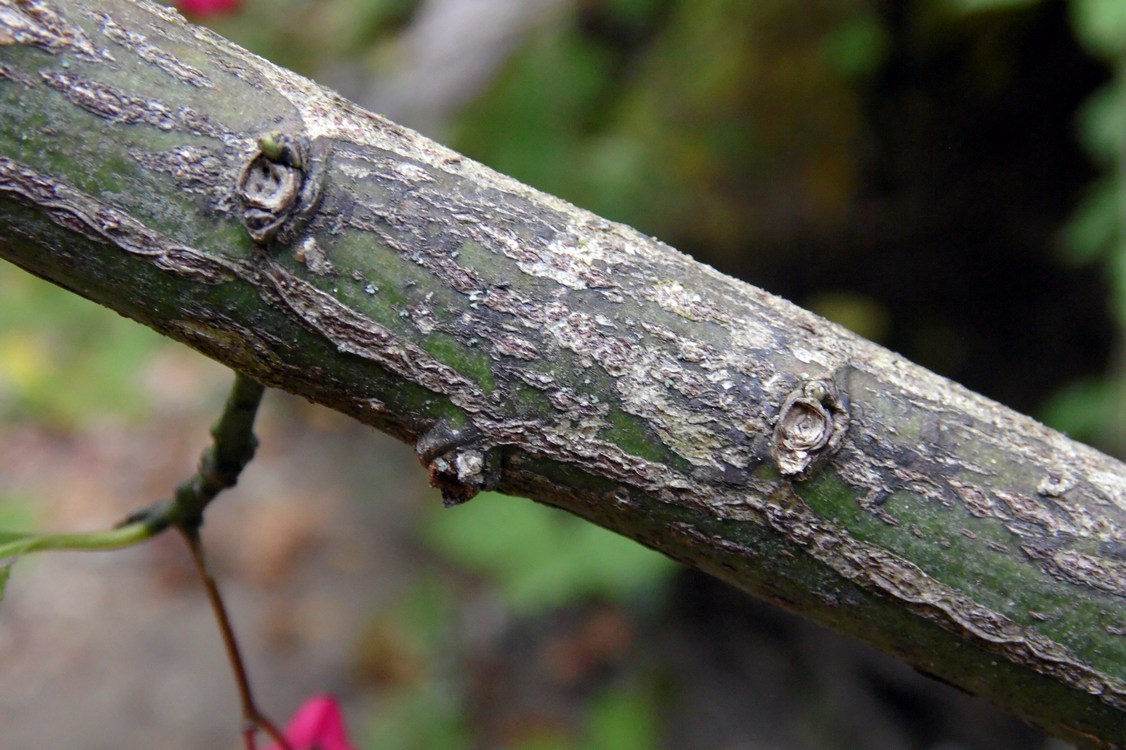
[0, 1, 1123, 746]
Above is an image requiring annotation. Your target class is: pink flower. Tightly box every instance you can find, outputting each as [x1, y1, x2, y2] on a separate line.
[177, 0, 241, 17]
[264, 696, 358, 750]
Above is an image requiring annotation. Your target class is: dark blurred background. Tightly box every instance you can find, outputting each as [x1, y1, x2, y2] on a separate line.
[1, 0, 1123, 748]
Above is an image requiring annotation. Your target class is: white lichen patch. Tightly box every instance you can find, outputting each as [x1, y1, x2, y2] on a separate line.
[454, 449, 485, 484]
[407, 304, 437, 334]
[729, 318, 778, 356]
[338, 162, 376, 181]
[544, 307, 634, 377]
[294, 237, 334, 275]
[649, 279, 729, 323]
[620, 380, 724, 466]
[1, 0, 107, 59]
[677, 339, 707, 362]
[510, 233, 616, 290]
[792, 346, 835, 368]
[527, 299, 763, 467]
[394, 161, 433, 184]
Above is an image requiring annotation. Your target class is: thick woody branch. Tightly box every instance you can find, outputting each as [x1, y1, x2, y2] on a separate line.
[0, 1, 1123, 746]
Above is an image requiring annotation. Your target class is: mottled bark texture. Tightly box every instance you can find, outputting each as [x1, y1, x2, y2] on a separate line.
[0, 1, 1123, 746]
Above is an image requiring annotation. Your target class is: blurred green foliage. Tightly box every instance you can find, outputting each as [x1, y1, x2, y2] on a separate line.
[581, 683, 662, 750]
[205, 0, 419, 78]
[1038, 377, 1116, 444]
[356, 573, 664, 750]
[452, 1, 880, 258]
[1071, 0, 1126, 58]
[1063, 3, 1126, 313]
[944, 0, 1040, 12]
[358, 574, 664, 750]
[0, 496, 37, 588]
[0, 496, 37, 540]
[0, 267, 172, 426]
[1048, 0, 1126, 449]
[360, 580, 472, 750]
[423, 492, 674, 614]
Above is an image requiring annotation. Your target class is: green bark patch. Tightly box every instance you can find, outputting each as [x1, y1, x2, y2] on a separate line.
[793, 471, 1125, 669]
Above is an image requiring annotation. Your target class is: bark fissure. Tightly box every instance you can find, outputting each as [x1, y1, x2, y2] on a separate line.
[1, 1, 1124, 746]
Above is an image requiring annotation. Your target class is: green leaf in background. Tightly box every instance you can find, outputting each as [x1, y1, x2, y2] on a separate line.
[423, 493, 674, 614]
[0, 265, 172, 426]
[1075, 83, 1126, 167]
[358, 580, 471, 750]
[0, 498, 39, 559]
[821, 17, 890, 80]
[943, 0, 1041, 13]
[203, 0, 420, 77]
[1038, 377, 1115, 445]
[1062, 177, 1121, 267]
[362, 683, 470, 750]
[509, 735, 573, 750]
[584, 682, 661, 750]
[0, 526, 39, 606]
[451, 23, 615, 201]
[0, 496, 36, 530]
[1071, 0, 1126, 58]
[805, 291, 892, 343]
[0, 560, 10, 605]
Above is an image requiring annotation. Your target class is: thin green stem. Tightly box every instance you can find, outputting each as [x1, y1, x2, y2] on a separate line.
[0, 516, 163, 558]
[172, 373, 266, 529]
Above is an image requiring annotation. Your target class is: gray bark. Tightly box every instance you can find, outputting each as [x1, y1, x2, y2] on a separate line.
[0, 1, 1123, 746]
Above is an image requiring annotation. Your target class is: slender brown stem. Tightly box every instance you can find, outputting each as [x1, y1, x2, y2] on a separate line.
[179, 525, 291, 750]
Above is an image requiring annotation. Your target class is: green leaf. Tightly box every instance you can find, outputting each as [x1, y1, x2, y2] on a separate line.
[0, 265, 172, 426]
[1061, 178, 1120, 267]
[1039, 378, 1114, 444]
[943, 0, 1040, 13]
[362, 679, 470, 750]
[585, 683, 661, 750]
[0, 529, 35, 607]
[1075, 83, 1126, 166]
[822, 18, 890, 80]
[0, 560, 10, 604]
[0, 530, 39, 558]
[1072, 0, 1126, 58]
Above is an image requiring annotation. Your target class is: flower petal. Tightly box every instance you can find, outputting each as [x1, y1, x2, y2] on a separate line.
[177, 0, 242, 18]
[264, 695, 357, 750]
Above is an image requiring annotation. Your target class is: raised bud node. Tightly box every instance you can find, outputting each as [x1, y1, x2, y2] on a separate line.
[237, 132, 321, 245]
[772, 378, 849, 477]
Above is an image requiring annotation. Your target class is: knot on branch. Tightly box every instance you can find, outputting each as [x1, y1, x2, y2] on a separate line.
[772, 378, 849, 477]
[237, 132, 323, 245]
[415, 420, 500, 506]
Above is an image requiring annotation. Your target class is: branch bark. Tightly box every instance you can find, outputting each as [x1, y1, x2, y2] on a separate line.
[0, 1, 1123, 746]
